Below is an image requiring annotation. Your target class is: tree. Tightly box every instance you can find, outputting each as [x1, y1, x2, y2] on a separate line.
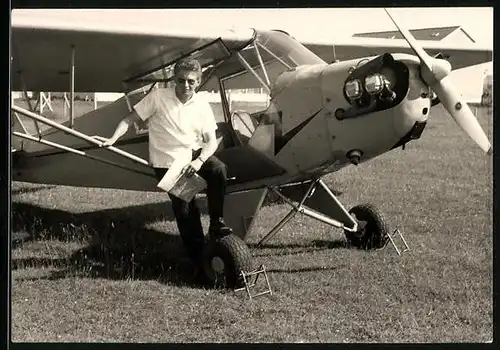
[481, 74, 493, 107]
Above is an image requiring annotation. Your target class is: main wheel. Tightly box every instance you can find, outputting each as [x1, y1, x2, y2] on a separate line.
[344, 204, 389, 250]
[201, 234, 254, 289]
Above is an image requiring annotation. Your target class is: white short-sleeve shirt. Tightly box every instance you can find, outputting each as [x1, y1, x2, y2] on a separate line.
[133, 88, 217, 168]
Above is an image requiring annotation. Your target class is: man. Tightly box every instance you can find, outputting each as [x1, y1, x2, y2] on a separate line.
[99, 58, 232, 274]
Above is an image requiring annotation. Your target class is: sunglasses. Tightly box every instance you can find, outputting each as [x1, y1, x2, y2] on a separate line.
[175, 78, 198, 86]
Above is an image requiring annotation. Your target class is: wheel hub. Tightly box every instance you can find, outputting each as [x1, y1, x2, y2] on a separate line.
[211, 256, 225, 273]
[351, 213, 368, 236]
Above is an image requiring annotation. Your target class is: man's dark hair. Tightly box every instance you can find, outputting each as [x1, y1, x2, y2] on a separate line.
[174, 58, 202, 75]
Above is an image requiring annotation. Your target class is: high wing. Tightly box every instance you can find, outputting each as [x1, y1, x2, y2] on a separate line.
[301, 36, 492, 70]
[11, 9, 255, 93]
[11, 9, 492, 95]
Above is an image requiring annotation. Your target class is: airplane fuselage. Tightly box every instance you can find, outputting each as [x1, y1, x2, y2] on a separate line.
[247, 53, 431, 181]
[12, 53, 433, 194]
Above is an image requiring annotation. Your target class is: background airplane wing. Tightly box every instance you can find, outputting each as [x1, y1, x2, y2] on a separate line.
[11, 10, 254, 92]
[302, 37, 492, 70]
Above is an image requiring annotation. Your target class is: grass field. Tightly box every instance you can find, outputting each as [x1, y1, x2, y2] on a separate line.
[10, 102, 493, 343]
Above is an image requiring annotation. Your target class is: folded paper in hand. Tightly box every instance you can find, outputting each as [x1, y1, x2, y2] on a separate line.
[157, 156, 207, 202]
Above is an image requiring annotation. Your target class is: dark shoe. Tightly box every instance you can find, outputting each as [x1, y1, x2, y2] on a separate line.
[193, 265, 214, 288]
[208, 218, 233, 239]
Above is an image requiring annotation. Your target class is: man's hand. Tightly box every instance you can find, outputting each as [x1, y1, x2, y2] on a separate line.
[183, 158, 204, 177]
[92, 135, 116, 147]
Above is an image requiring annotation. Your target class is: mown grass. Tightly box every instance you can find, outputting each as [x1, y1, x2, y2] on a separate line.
[10, 104, 493, 343]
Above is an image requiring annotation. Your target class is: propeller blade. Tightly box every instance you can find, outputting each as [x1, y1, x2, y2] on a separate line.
[432, 76, 492, 154]
[384, 8, 434, 71]
[384, 8, 492, 155]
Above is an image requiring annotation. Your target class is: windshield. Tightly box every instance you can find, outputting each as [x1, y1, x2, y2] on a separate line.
[255, 30, 326, 67]
[218, 30, 326, 90]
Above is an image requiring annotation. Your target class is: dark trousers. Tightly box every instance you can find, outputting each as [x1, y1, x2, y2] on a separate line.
[154, 150, 228, 265]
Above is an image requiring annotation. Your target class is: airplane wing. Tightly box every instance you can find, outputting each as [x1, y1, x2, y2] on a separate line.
[11, 10, 491, 94]
[11, 9, 255, 92]
[202, 33, 492, 93]
[301, 36, 492, 70]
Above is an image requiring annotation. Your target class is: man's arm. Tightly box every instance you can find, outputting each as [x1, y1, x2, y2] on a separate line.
[183, 99, 219, 176]
[99, 90, 156, 147]
[100, 111, 141, 147]
[197, 98, 219, 162]
[197, 130, 218, 162]
[184, 130, 218, 177]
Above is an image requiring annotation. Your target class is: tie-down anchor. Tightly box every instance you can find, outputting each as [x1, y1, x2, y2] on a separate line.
[386, 228, 410, 255]
[234, 264, 272, 299]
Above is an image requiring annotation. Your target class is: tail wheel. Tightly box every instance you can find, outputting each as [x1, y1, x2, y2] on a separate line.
[344, 204, 389, 250]
[201, 234, 254, 288]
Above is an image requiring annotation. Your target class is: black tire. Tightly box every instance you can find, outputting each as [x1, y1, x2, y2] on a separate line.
[344, 204, 389, 250]
[201, 234, 254, 289]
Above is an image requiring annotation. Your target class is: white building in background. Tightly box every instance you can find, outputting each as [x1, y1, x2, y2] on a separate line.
[94, 92, 125, 101]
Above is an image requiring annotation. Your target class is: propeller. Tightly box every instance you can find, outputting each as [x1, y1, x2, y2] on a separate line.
[384, 8, 492, 155]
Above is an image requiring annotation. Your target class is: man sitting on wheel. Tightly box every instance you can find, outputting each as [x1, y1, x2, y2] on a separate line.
[99, 58, 233, 282]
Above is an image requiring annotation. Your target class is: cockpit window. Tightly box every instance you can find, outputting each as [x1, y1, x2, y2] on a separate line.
[212, 30, 327, 145]
[255, 30, 326, 68]
[217, 30, 326, 90]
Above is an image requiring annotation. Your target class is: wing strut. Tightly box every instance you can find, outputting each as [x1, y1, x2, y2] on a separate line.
[18, 74, 42, 138]
[236, 52, 271, 94]
[12, 105, 151, 167]
[253, 44, 271, 85]
[13, 131, 152, 177]
[69, 45, 75, 128]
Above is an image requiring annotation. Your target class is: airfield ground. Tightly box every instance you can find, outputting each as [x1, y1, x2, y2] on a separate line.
[10, 100, 493, 342]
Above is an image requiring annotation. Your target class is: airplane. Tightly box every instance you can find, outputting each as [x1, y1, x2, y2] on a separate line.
[10, 9, 493, 290]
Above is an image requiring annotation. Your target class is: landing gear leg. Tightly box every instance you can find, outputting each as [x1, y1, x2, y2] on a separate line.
[254, 178, 392, 251]
[256, 178, 360, 247]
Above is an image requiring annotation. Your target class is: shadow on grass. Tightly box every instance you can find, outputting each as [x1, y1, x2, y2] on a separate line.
[11, 201, 209, 288]
[11, 200, 352, 284]
[267, 265, 346, 274]
[11, 185, 58, 196]
[11, 257, 69, 269]
[249, 239, 348, 257]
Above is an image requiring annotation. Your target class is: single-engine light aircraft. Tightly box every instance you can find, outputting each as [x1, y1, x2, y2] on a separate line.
[10, 9, 492, 289]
